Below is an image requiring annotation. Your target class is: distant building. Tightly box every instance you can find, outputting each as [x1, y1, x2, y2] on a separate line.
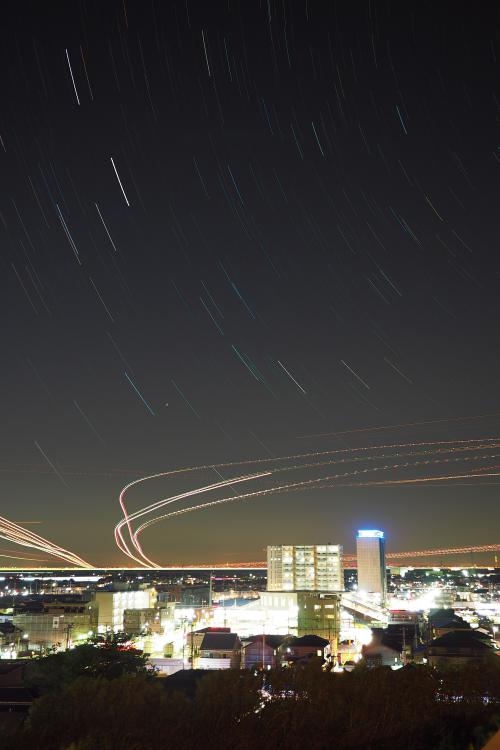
[281, 635, 330, 665]
[123, 608, 161, 636]
[211, 590, 341, 649]
[356, 530, 386, 603]
[427, 630, 496, 666]
[156, 585, 182, 604]
[361, 628, 407, 668]
[181, 585, 211, 607]
[13, 600, 98, 651]
[195, 631, 241, 670]
[267, 544, 343, 592]
[0, 623, 23, 658]
[188, 627, 231, 658]
[241, 634, 286, 670]
[427, 609, 471, 640]
[94, 589, 156, 633]
[0, 664, 34, 715]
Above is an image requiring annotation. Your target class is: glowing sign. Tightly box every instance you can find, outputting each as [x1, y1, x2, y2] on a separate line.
[357, 530, 384, 539]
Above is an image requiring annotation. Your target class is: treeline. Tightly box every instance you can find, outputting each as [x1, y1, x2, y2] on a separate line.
[5, 646, 500, 749]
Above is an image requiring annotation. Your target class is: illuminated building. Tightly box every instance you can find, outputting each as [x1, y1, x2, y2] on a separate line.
[356, 530, 387, 603]
[12, 601, 98, 651]
[94, 589, 156, 633]
[192, 630, 242, 669]
[211, 590, 341, 648]
[123, 608, 161, 636]
[281, 634, 330, 664]
[241, 634, 286, 669]
[267, 544, 343, 592]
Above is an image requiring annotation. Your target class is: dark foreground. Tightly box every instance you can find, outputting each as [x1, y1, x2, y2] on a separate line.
[2, 645, 500, 749]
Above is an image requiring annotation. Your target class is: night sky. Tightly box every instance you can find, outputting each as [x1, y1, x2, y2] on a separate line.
[2, 1, 500, 567]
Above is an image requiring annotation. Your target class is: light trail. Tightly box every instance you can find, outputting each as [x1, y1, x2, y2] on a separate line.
[3, 436, 499, 477]
[132, 458, 500, 543]
[298, 411, 500, 439]
[115, 471, 272, 567]
[118, 436, 499, 479]
[155, 543, 500, 568]
[115, 437, 500, 567]
[384, 544, 500, 561]
[0, 553, 50, 562]
[0, 515, 91, 567]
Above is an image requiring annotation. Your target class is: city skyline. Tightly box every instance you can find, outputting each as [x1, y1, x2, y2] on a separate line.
[2, 1, 500, 565]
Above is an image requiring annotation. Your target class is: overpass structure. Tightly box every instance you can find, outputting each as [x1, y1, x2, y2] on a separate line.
[340, 591, 389, 625]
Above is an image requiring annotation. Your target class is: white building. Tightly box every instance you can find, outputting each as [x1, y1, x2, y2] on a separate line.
[356, 530, 386, 603]
[211, 590, 340, 644]
[94, 588, 156, 633]
[267, 544, 343, 592]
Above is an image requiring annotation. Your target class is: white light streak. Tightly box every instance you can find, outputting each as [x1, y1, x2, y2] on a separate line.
[110, 157, 130, 206]
[277, 360, 307, 394]
[65, 49, 81, 106]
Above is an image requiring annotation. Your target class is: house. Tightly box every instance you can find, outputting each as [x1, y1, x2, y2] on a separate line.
[187, 627, 231, 662]
[0, 664, 35, 714]
[431, 617, 471, 640]
[427, 630, 496, 666]
[427, 609, 470, 639]
[241, 635, 286, 670]
[0, 622, 23, 657]
[280, 634, 329, 665]
[361, 629, 404, 668]
[195, 631, 241, 669]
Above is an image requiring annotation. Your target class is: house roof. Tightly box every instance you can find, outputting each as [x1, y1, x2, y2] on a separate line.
[363, 643, 400, 657]
[428, 608, 456, 624]
[194, 627, 230, 634]
[289, 635, 329, 648]
[200, 632, 240, 651]
[429, 631, 495, 650]
[244, 635, 286, 649]
[434, 619, 470, 630]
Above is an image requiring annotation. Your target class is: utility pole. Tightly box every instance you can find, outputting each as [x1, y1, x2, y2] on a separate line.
[190, 619, 195, 669]
[328, 621, 332, 666]
[182, 619, 186, 669]
[64, 623, 73, 651]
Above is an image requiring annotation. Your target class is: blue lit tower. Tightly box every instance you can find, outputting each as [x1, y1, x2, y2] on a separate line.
[356, 530, 387, 603]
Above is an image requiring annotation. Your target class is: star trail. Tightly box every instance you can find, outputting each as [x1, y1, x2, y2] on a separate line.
[2, 1, 500, 565]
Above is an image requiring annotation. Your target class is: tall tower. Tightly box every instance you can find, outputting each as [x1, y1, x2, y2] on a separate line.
[356, 530, 386, 603]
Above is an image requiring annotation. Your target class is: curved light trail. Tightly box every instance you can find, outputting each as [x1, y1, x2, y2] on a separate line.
[155, 542, 500, 569]
[115, 436, 500, 568]
[115, 471, 273, 567]
[0, 515, 91, 567]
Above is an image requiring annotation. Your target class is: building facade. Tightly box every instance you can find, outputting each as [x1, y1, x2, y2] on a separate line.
[210, 590, 341, 649]
[123, 608, 161, 636]
[267, 544, 343, 592]
[194, 631, 241, 670]
[94, 589, 156, 633]
[241, 635, 286, 669]
[13, 601, 98, 651]
[356, 530, 387, 603]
